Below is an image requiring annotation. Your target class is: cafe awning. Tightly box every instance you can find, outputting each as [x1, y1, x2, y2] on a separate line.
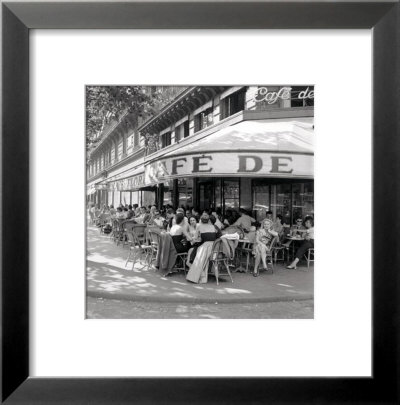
[99, 166, 145, 192]
[165, 119, 313, 157]
[144, 119, 314, 185]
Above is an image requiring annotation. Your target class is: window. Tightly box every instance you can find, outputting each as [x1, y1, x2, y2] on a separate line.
[161, 132, 171, 148]
[175, 120, 190, 141]
[194, 107, 213, 133]
[223, 179, 240, 211]
[290, 86, 314, 107]
[178, 178, 193, 208]
[126, 134, 134, 154]
[220, 88, 246, 119]
[252, 184, 271, 222]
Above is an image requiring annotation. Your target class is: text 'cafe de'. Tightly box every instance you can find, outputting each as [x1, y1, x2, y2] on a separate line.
[87, 86, 314, 224]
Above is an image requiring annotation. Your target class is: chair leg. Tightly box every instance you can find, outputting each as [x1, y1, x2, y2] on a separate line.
[214, 262, 219, 286]
[125, 249, 132, 267]
[225, 260, 234, 283]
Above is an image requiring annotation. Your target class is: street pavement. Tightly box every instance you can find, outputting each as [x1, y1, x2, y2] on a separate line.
[87, 297, 314, 319]
[86, 223, 314, 305]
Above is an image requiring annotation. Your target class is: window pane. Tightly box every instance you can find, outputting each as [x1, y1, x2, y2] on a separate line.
[252, 185, 270, 222]
[292, 182, 314, 220]
[273, 184, 291, 225]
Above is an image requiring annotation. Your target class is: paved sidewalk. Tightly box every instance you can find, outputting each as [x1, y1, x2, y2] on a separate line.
[86, 224, 314, 304]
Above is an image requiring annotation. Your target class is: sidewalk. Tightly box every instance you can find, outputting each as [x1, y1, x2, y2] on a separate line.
[86, 224, 314, 304]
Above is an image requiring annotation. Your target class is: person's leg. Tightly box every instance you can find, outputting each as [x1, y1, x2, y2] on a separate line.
[295, 240, 313, 260]
[287, 240, 313, 269]
[253, 248, 261, 276]
[260, 245, 268, 269]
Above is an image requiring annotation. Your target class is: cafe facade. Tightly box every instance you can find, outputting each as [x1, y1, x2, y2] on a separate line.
[139, 85, 314, 224]
[86, 86, 184, 208]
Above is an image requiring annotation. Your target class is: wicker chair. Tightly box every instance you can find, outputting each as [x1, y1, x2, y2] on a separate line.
[147, 229, 161, 270]
[208, 239, 233, 286]
[125, 231, 152, 270]
[304, 248, 314, 269]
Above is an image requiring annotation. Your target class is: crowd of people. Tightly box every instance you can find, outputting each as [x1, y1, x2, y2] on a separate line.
[88, 202, 314, 281]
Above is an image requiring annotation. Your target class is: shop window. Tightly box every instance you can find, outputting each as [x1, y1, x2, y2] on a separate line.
[220, 88, 246, 119]
[194, 107, 213, 133]
[223, 180, 240, 211]
[290, 86, 314, 107]
[292, 182, 314, 221]
[163, 186, 173, 206]
[252, 184, 271, 222]
[121, 191, 131, 205]
[178, 178, 193, 208]
[272, 184, 292, 225]
[161, 132, 171, 148]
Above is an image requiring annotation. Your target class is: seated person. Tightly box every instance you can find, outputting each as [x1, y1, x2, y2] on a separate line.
[115, 207, 124, 219]
[109, 205, 116, 216]
[273, 214, 284, 238]
[233, 208, 256, 232]
[172, 207, 189, 230]
[252, 219, 278, 277]
[186, 214, 219, 284]
[187, 213, 218, 264]
[148, 210, 166, 228]
[290, 217, 307, 237]
[165, 208, 176, 230]
[287, 216, 314, 269]
[126, 205, 135, 220]
[168, 213, 192, 254]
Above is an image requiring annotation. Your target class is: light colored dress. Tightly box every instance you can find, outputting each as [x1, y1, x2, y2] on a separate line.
[186, 225, 217, 284]
[186, 241, 214, 284]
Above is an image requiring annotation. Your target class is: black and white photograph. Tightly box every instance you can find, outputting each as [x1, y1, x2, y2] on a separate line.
[86, 85, 314, 319]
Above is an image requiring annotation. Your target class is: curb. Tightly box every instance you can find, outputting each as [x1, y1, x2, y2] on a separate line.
[87, 289, 314, 304]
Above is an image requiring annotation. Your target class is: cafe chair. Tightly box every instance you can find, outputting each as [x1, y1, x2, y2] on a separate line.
[147, 229, 161, 270]
[271, 240, 286, 264]
[258, 236, 279, 275]
[174, 252, 188, 275]
[236, 241, 254, 273]
[208, 239, 234, 286]
[98, 213, 111, 234]
[125, 231, 152, 271]
[304, 248, 314, 269]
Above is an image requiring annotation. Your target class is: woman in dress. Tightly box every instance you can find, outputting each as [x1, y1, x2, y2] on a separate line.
[186, 213, 218, 284]
[186, 216, 201, 267]
[253, 218, 278, 277]
[168, 213, 192, 254]
[287, 216, 314, 269]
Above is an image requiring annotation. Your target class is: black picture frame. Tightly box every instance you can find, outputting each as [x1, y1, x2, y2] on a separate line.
[2, 1, 399, 404]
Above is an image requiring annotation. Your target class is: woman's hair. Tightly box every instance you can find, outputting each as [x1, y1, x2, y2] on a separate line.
[276, 214, 283, 221]
[175, 213, 185, 225]
[117, 207, 122, 212]
[166, 208, 175, 215]
[304, 216, 314, 226]
[209, 215, 217, 225]
[227, 216, 236, 226]
[188, 216, 198, 225]
[262, 218, 273, 228]
[200, 213, 210, 224]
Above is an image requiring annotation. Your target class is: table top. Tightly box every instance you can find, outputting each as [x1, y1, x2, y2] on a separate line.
[287, 236, 304, 240]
